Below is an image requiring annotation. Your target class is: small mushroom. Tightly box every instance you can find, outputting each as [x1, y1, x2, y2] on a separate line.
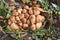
[10, 0, 15, 2]
[27, 20, 30, 25]
[23, 24, 28, 30]
[21, 18, 27, 24]
[18, 22, 23, 29]
[28, 8, 33, 15]
[24, 5, 29, 9]
[10, 16, 17, 23]
[18, 22, 22, 27]
[12, 10, 19, 16]
[33, 10, 40, 15]
[19, 14, 24, 19]
[24, 13, 29, 19]
[18, 8, 22, 14]
[36, 7, 47, 12]
[32, 1, 37, 5]
[10, 23, 19, 30]
[22, 9, 27, 13]
[36, 22, 42, 30]
[35, 4, 40, 7]
[36, 15, 45, 23]
[15, 16, 20, 21]
[29, 15, 36, 24]
[31, 24, 36, 31]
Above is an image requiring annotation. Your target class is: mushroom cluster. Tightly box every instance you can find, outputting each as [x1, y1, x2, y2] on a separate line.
[7, 1, 47, 31]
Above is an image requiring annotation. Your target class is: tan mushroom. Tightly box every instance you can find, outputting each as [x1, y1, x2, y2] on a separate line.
[24, 5, 29, 9]
[10, 16, 17, 23]
[36, 22, 42, 30]
[33, 10, 40, 15]
[22, 24, 28, 29]
[24, 13, 29, 19]
[21, 18, 27, 24]
[10, 0, 15, 2]
[12, 10, 19, 16]
[22, 9, 27, 13]
[9, 23, 19, 30]
[18, 8, 22, 14]
[29, 15, 36, 24]
[27, 19, 30, 25]
[15, 16, 20, 21]
[28, 7, 33, 15]
[19, 14, 24, 19]
[31, 24, 36, 31]
[36, 15, 45, 23]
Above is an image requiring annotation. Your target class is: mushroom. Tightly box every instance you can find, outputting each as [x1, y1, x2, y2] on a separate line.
[24, 5, 29, 9]
[19, 14, 24, 19]
[28, 7, 33, 15]
[36, 15, 45, 23]
[12, 10, 19, 16]
[29, 15, 36, 24]
[32, 1, 37, 5]
[10, 0, 15, 2]
[22, 24, 28, 30]
[27, 19, 30, 25]
[10, 16, 17, 23]
[15, 16, 20, 21]
[9, 23, 19, 30]
[36, 22, 42, 30]
[24, 13, 29, 19]
[21, 18, 27, 24]
[31, 24, 36, 31]
[18, 22, 22, 27]
[22, 9, 27, 13]
[18, 8, 22, 14]
[33, 10, 40, 15]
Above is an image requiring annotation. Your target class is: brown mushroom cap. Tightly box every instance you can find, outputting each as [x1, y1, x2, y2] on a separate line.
[24, 13, 29, 19]
[24, 5, 29, 9]
[12, 10, 19, 16]
[36, 22, 42, 30]
[21, 18, 27, 24]
[22, 9, 27, 13]
[18, 8, 22, 14]
[36, 15, 45, 23]
[9, 23, 19, 30]
[29, 15, 36, 24]
[27, 19, 30, 25]
[15, 16, 20, 21]
[33, 10, 40, 15]
[22, 24, 28, 30]
[28, 8, 33, 15]
[19, 14, 24, 19]
[31, 24, 36, 31]
[10, 16, 17, 23]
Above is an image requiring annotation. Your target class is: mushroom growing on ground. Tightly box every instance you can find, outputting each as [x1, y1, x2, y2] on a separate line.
[36, 15, 45, 23]
[36, 22, 42, 30]
[7, 1, 47, 31]
[29, 15, 36, 24]
[31, 24, 36, 31]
